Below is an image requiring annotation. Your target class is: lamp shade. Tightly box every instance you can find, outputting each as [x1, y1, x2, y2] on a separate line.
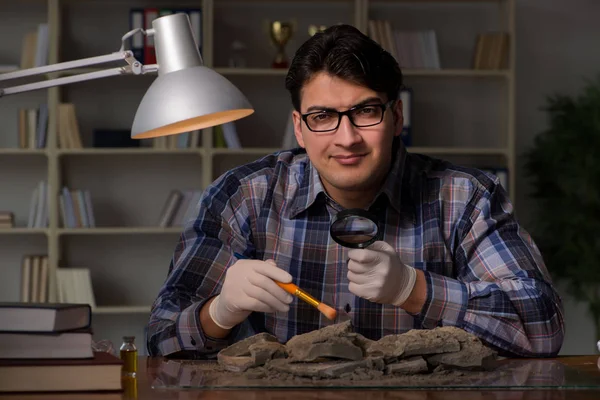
[131, 13, 254, 139]
[131, 66, 254, 139]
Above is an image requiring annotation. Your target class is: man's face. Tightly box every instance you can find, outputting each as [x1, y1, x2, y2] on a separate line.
[292, 72, 403, 201]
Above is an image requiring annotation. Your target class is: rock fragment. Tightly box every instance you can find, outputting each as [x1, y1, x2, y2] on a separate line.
[367, 328, 461, 360]
[386, 356, 429, 375]
[217, 332, 283, 372]
[425, 327, 497, 370]
[268, 358, 372, 379]
[289, 336, 363, 362]
[285, 320, 366, 362]
[285, 320, 353, 350]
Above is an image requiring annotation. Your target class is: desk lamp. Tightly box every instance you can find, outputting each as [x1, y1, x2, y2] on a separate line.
[0, 13, 254, 137]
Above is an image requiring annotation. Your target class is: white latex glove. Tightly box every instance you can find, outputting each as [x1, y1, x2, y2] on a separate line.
[209, 259, 294, 329]
[347, 240, 417, 307]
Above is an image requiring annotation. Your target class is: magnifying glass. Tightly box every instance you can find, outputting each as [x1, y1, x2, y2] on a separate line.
[330, 208, 381, 249]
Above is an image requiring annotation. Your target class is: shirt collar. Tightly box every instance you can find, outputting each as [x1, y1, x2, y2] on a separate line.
[288, 154, 326, 219]
[377, 141, 408, 215]
[287, 140, 416, 220]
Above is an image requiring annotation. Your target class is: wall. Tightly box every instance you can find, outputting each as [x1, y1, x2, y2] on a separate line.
[515, 0, 600, 355]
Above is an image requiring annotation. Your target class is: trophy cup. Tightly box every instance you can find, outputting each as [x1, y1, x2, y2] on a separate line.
[269, 21, 293, 69]
[308, 24, 327, 37]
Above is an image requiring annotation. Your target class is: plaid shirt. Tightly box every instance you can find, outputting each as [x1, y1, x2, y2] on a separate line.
[147, 144, 565, 358]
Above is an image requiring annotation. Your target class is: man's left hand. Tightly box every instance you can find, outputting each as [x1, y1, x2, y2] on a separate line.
[347, 240, 417, 307]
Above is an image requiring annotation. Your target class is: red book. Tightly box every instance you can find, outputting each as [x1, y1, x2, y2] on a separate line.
[144, 8, 159, 65]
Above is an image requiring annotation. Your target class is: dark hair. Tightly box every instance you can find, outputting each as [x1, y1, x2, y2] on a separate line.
[285, 24, 403, 111]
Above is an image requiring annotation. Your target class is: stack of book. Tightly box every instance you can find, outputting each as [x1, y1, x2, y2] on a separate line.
[17, 103, 48, 149]
[0, 303, 123, 393]
[152, 129, 202, 149]
[57, 103, 83, 149]
[0, 211, 14, 228]
[27, 180, 49, 228]
[20, 23, 48, 70]
[157, 189, 204, 227]
[59, 187, 96, 228]
[473, 32, 509, 70]
[20, 255, 49, 303]
[368, 20, 441, 69]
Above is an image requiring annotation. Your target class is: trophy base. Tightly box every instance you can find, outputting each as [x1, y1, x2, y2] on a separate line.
[272, 60, 289, 69]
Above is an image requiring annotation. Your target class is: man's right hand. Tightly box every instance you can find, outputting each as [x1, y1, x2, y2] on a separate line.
[208, 259, 294, 329]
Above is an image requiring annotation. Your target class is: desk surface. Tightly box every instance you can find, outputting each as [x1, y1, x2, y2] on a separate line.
[1, 356, 599, 399]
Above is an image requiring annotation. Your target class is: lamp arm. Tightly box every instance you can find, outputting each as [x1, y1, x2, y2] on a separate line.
[1, 64, 154, 97]
[0, 51, 133, 82]
[0, 27, 158, 97]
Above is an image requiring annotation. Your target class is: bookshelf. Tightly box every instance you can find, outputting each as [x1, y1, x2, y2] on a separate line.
[0, 0, 516, 353]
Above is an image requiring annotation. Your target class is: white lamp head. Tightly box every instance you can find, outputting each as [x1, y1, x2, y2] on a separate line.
[131, 13, 254, 139]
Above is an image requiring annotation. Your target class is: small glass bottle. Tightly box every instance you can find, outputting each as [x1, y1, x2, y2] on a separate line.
[119, 336, 138, 377]
[122, 375, 138, 399]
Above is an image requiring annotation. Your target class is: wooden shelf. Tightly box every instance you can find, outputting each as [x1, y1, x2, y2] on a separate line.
[219, 0, 352, 3]
[211, 147, 507, 156]
[57, 148, 203, 156]
[215, 68, 288, 76]
[0, 228, 48, 235]
[0, 148, 48, 155]
[92, 306, 151, 314]
[0, 65, 18, 73]
[407, 147, 508, 156]
[211, 147, 281, 156]
[214, 67, 509, 78]
[403, 69, 510, 78]
[371, 0, 505, 3]
[57, 227, 182, 235]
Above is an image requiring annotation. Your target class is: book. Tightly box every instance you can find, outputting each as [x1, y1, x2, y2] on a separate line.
[0, 303, 91, 333]
[0, 328, 93, 359]
[0, 351, 123, 392]
[400, 88, 412, 147]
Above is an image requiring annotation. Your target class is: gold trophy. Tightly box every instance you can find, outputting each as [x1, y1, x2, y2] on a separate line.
[269, 21, 293, 69]
[308, 24, 327, 37]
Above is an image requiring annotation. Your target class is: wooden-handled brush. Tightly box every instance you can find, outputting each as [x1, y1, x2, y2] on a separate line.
[274, 281, 337, 321]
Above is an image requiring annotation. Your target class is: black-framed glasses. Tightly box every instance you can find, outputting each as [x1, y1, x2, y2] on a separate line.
[301, 100, 395, 133]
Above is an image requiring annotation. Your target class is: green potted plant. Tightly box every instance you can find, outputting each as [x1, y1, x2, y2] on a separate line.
[523, 76, 600, 350]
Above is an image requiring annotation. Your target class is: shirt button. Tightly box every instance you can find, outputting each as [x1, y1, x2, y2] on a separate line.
[345, 303, 351, 313]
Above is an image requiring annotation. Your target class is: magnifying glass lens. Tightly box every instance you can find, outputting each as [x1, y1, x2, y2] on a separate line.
[330, 209, 380, 248]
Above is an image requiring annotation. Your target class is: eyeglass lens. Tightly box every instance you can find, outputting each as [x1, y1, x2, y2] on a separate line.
[306, 105, 384, 132]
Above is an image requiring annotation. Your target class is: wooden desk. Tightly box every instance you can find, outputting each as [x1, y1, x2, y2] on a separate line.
[1, 356, 599, 399]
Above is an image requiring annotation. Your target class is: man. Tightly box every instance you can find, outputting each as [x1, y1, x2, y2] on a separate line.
[147, 24, 564, 359]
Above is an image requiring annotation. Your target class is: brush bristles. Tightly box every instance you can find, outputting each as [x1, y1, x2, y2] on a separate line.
[317, 302, 337, 320]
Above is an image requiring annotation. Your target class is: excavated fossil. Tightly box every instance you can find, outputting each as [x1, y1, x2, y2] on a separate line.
[217, 321, 497, 379]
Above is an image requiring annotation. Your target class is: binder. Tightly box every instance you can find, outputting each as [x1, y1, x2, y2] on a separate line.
[143, 8, 159, 65]
[400, 88, 412, 147]
[129, 8, 144, 62]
